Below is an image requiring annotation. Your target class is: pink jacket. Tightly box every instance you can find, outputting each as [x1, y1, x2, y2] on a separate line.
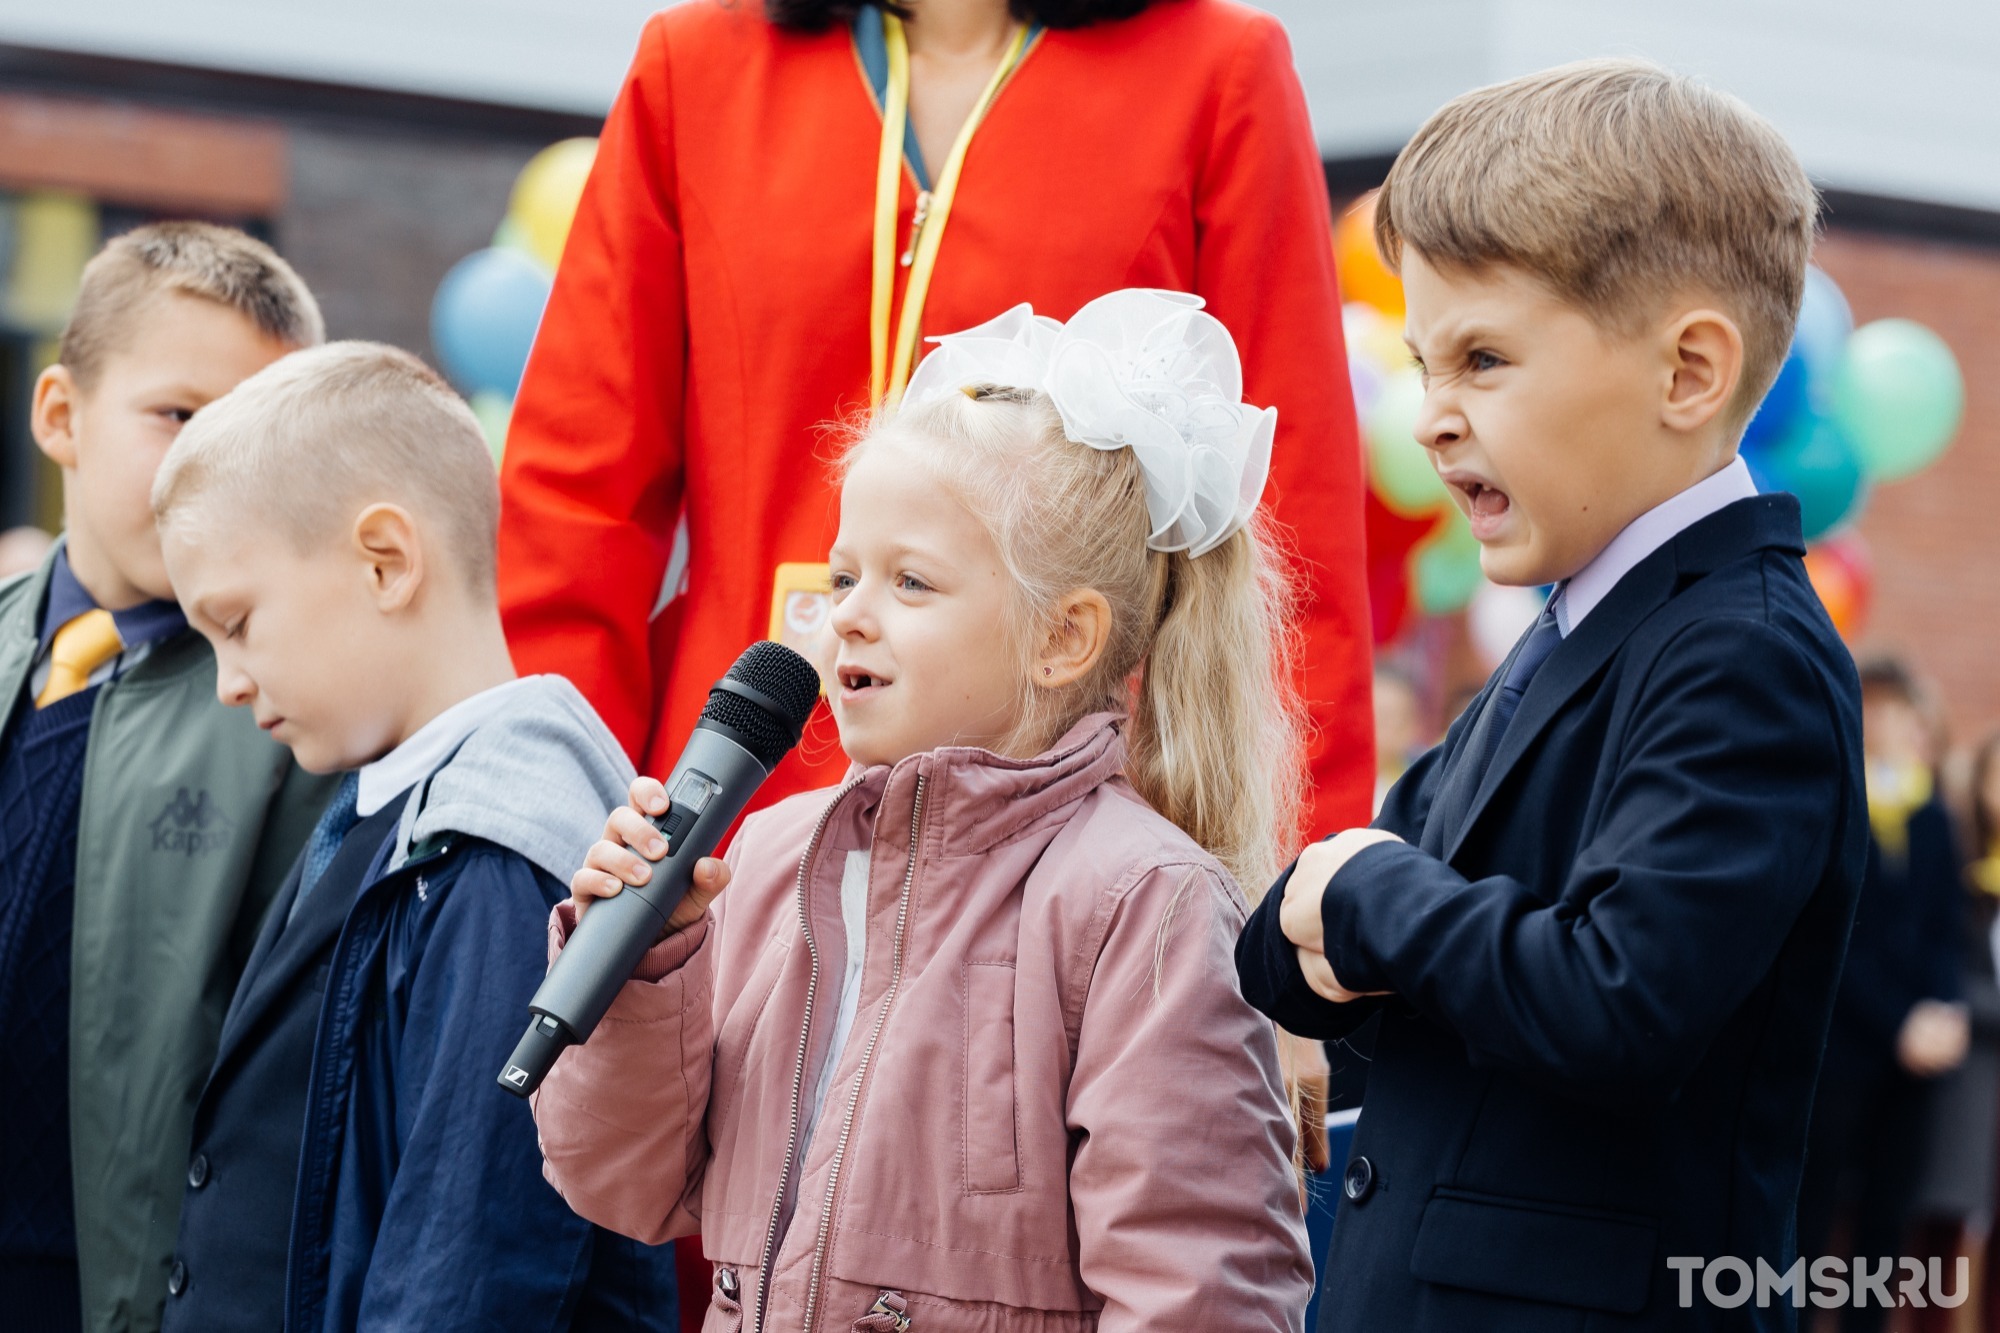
[532, 714, 1313, 1333]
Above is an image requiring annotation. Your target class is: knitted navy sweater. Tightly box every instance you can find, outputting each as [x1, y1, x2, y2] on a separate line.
[0, 683, 98, 1331]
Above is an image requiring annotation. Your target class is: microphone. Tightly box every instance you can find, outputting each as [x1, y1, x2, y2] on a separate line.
[498, 641, 821, 1098]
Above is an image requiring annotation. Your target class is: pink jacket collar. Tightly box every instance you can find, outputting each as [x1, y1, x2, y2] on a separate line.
[837, 711, 1130, 858]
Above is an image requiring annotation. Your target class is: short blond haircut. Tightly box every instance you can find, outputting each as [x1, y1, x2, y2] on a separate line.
[1375, 58, 1818, 421]
[61, 222, 324, 387]
[153, 342, 499, 593]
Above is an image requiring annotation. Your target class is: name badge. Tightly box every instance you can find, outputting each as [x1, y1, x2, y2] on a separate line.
[768, 562, 833, 668]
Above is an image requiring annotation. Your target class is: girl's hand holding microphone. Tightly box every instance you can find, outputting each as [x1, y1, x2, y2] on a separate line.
[569, 775, 732, 936]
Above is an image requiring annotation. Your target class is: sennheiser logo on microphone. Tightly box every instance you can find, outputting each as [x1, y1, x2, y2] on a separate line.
[503, 1066, 530, 1088]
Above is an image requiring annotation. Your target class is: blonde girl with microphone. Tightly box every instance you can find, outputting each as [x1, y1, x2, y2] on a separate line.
[535, 290, 1314, 1333]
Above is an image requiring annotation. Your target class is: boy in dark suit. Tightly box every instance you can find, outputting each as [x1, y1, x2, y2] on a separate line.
[1237, 59, 1866, 1331]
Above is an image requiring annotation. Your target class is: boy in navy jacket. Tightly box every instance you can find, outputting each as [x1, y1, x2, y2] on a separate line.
[151, 343, 678, 1331]
[1237, 60, 1866, 1331]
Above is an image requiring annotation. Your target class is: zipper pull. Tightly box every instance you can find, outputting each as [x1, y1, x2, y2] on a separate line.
[900, 191, 933, 267]
[855, 1291, 912, 1332]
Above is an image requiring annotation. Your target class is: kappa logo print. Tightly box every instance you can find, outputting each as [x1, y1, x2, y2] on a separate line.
[149, 787, 236, 858]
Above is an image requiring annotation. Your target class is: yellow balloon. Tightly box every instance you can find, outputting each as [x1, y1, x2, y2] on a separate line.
[507, 138, 598, 271]
[5, 192, 99, 332]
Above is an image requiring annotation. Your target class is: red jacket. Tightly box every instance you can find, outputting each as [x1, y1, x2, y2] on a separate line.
[499, 0, 1375, 835]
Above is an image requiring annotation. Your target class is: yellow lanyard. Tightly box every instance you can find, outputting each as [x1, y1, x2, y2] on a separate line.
[869, 14, 1031, 409]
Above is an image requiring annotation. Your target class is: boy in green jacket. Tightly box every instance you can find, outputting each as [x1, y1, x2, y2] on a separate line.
[0, 223, 335, 1333]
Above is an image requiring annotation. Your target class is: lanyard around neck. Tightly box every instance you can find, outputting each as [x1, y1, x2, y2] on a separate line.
[870, 13, 1031, 409]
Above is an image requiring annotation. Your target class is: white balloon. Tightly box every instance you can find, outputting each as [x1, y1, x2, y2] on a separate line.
[1468, 582, 1545, 672]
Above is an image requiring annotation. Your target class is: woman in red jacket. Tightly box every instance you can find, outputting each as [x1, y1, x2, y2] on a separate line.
[498, 0, 1374, 836]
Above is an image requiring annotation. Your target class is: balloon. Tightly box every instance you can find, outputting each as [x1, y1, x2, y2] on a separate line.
[1755, 416, 1865, 540]
[1366, 489, 1438, 646]
[1347, 352, 1386, 423]
[1334, 191, 1405, 317]
[1342, 300, 1409, 370]
[469, 390, 512, 464]
[1369, 551, 1415, 646]
[4, 191, 98, 330]
[1365, 369, 1448, 516]
[491, 216, 537, 263]
[430, 247, 552, 398]
[1804, 534, 1873, 641]
[507, 138, 597, 271]
[1468, 582, 1545, 673]
[1740, 343, 1809, 458]
[1411, 513, 1484, 615]
[1833, 319, 1964, 482]
[1794, 266, 1853, 408]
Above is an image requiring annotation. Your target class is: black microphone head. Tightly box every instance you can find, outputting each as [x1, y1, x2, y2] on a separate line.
[700, 642, 822, 768]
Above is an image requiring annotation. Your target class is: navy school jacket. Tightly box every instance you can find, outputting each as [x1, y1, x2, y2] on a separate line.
[295, 830, 679, 1330]
[171, 677, 680, 1332]
[1238, 495, 1866, 1331]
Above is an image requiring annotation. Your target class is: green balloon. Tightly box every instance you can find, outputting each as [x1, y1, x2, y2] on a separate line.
[1833, 319, 1964, 482]
[1412, 513, 1484, 615]
[492, 215, 534, 257]
[469, 390, 512, 465]
[1366, 369, 1448, 515]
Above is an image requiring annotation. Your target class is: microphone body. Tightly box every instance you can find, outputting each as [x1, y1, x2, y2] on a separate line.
[499, 643, 820, 1097]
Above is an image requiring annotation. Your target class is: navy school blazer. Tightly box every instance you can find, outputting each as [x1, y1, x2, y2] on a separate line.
[169, 809, 679, 1333]
[1239, 494, 1866, 1332]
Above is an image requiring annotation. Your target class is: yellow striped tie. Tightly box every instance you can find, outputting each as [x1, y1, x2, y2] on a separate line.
[36, 608, 124, 708]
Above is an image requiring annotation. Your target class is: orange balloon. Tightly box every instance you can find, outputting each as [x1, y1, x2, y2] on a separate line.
[1804, 535, 1873, 640]
[1334, 191, 1405, 318]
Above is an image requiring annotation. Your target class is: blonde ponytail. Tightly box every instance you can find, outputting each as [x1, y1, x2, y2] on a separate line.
[1129, 520, 1303, 893]
[852, 387, 1306, 895]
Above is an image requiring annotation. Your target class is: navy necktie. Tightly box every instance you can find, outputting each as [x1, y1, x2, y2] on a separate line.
[1477, 600, 1564, 778]
[291, 772, 361, 922]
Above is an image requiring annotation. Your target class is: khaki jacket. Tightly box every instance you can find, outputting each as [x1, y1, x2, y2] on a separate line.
[0, 549, 335, 1333]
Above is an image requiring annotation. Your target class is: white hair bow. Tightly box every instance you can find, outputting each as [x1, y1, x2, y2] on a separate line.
[900, 289, 1276, 557]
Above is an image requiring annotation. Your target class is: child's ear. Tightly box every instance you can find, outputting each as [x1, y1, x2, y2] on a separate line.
[1660, 308, 1744, 437]
[351, 503, 425, 612]
[1035, 588, 1113, 691]
[31, 365, 82, 468]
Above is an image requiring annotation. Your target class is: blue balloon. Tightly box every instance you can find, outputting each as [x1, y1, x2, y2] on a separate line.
[430, 247, 552, 398]
[1794, 266, 1854, 409]
[1742, 343, 1810, 458]
[1757, 414, 1865, 540]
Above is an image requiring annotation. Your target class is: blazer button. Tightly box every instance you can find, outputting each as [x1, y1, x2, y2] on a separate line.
[1343, 1155, 1377, 1204]
[187, 1154, 210, 1189]
[168, 1260, 188, 1297]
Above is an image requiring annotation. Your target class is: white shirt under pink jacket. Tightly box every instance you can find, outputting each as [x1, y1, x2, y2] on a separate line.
[532, 712, 1314, 1332]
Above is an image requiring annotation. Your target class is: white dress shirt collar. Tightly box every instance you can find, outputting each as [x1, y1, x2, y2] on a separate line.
[355, 677, 532, 817]
[1554, 456, 1758, 637]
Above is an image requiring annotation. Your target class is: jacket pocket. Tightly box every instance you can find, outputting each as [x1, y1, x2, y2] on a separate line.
[963, 961, 1020, 1193]
[706, 1265, 744, 1333]
[1408, 1187, 1657, 1314]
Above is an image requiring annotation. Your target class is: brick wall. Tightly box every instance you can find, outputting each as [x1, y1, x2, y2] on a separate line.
[1815, 229, 2000, 745]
